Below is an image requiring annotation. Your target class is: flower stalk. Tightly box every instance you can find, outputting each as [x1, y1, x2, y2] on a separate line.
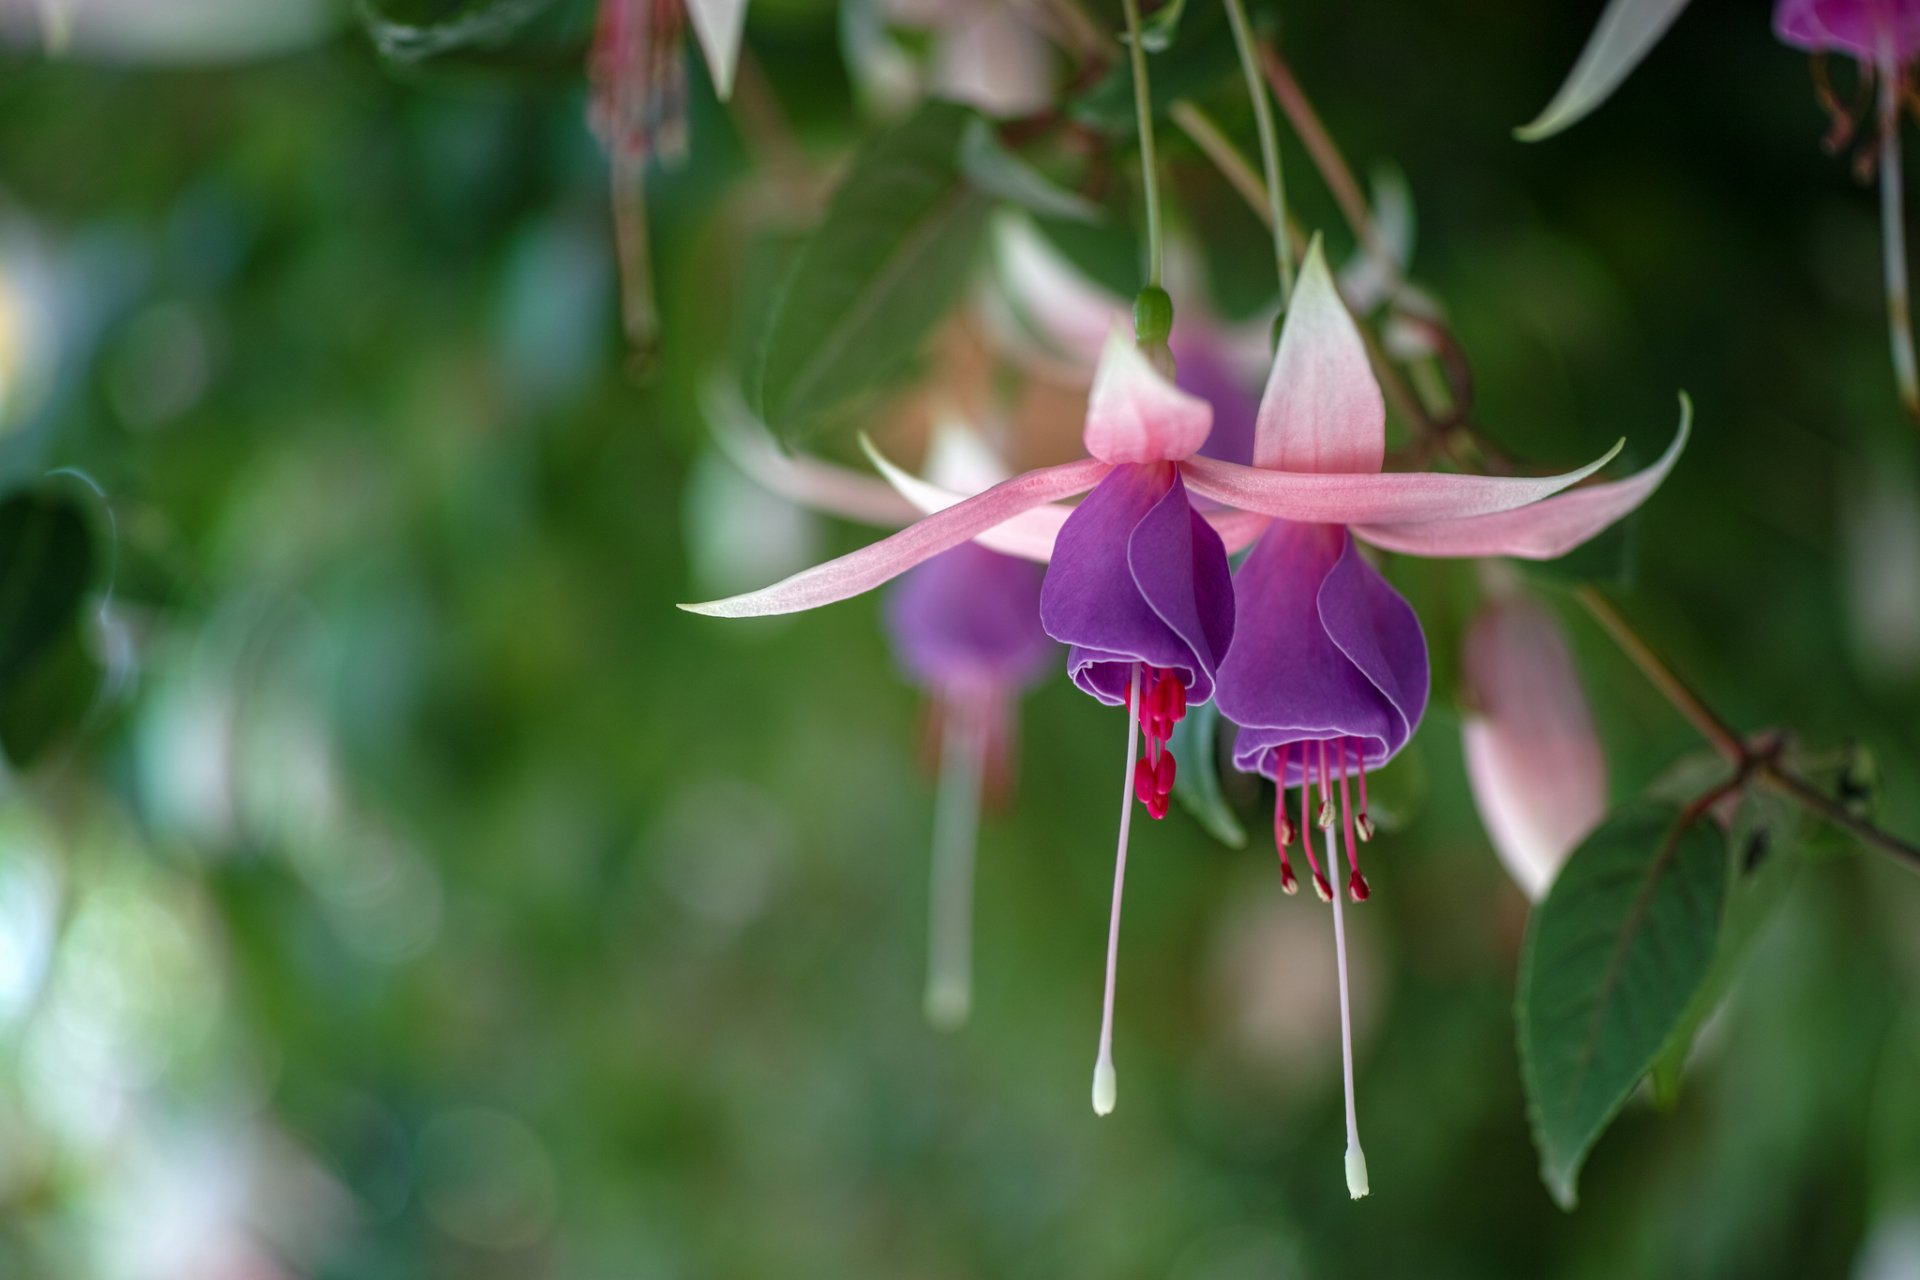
[1223, 0, 1292, 302]
[1577, 586, 1920, 873]
[1119, 0, 1164, 287]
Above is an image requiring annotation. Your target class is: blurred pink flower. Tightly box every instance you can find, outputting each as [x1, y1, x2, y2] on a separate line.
[1461, 590, 1608, 901]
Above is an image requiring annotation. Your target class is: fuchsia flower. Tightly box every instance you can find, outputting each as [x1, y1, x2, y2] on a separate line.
[1202, 241, 1686, 1196]
[683, 237, 1683, 1171]
[705, 394, 1055, 1029]
[879, 432, 1055, 1030]
[589, 0, 750, 354]
[1523, 0, 1920, 414]
[1461, 587, 1609, 902]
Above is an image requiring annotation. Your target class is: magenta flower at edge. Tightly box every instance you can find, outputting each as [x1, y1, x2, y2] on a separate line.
[1207, 239, 1687, 1197]
[682, 240, 1676, 1128]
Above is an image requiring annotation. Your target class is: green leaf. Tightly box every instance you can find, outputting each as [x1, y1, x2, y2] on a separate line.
[1138, 0, 1186, 53]
[359, 0, 562, 63]
[959, 118, 1104, 225]
[0, 627, 101, 770]
[1517, 802, 1729, 1208]
[1168, 699, 1246, 848]
[0, 488, 100, 768]
[0, 490, 94, 686]
[753, 103, 993, 441]
[1648, 790, 1800, 1107]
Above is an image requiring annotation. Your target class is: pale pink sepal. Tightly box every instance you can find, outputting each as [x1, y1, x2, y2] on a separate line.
[1516, 0, 1694, 140]
[1206, 509, 1270, 555]
[860, 434, 1066, 563]
[680, 457, 1111, 617]
[686, 0, 749, 99]
[1461, 593, 1608, 900]
[703, 376, 920, 526]
[1083, 325, 1214, 464]
[1179, 439, 1621, 526]
[1352, 398, 1689, 559]
[1254, 237, 1384, 476]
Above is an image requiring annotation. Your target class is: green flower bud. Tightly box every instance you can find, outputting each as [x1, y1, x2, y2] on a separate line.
[1133, 285, 1174, 346]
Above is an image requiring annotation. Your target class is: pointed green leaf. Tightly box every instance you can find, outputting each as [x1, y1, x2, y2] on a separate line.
[1517, 801, 1728, 1208]
[1167, 699, 1246, 849]
[1138, 0, 1186, 53]
[754, 103, 993, 441]
[1647, 789, 1800, 1107]
[0, 488, 100, 768]
[959, 118, 1104, 225]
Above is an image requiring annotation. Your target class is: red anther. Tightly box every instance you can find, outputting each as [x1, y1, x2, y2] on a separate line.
[1279, 859, 1298, 895]
[1154, 750, 1176, 796]
[1355, 812, 1376, 843]
[1274, 812, 1295, 849]
[1348, 870, 1371, 902]
[1311, 872, 1333, 903]
[1145, 792, 1169, 820]
[1134, 758, 1156, 807]
[1166, 676, 1187, 724]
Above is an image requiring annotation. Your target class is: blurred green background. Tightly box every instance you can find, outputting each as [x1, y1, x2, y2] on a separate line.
[1, 0, 1919, 1276]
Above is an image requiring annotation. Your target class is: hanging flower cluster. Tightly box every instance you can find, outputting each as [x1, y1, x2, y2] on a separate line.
[685, 240, 1688, 1196]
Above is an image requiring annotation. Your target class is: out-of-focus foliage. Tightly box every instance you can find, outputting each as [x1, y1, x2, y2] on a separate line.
[0, 0, 1915, 1277]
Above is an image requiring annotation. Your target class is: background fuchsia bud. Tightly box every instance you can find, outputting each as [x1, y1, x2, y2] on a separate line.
[1460, 593, 1608, 901]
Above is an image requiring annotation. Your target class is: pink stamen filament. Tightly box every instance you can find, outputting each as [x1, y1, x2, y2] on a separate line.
[1354, 743, 1373, 841]
[1300, 743, 1331, 901]
[1272, 745, 1296, 893]
[1338, 741, 1370, 902]
[1092, 662, 1143, 1115]
[1316, 739, 1334, 830]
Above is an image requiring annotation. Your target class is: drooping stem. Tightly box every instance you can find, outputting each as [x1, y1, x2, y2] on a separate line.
[1170, 100, 1441, 439]
[610, 152, 662, 371]
[1169, 101, 1268, 223]
[1222, 0, 1292, 302]
[1325, 822, 1369, 1198]
[925, 698, 987, 1031]
[1092, 662, 1143, 1115]
[1119, 0, 1164, 287]
[1577, 586, 1920, 873]
[1258, 41, 1399, 295]
[1758, 765, 1920, 869]
[1574, 586, 1746, 763]
[1877, 50, 1920, 423]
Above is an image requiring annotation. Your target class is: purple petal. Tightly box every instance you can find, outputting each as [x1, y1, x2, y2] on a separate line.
[1775, 0, 1920, 61]
[1041, 464, 1235, 705]
[1214, 521, 1429, 782]
[885, 542, 1055, 693]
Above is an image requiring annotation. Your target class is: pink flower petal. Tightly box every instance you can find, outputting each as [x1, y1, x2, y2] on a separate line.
[1351, 400, 1688, 559]
[680, 457, 1111, 617]
[1515, 0, 1695, 140]
[860, 434, 1066, 563]
[686, 0, 749, 99]
[1205, 508, 1270, 555]
[704, 377, 920, 526]
[1179, 440, 1622, 526]
[1083, 326, 1214, 464]
[1462, 593, 1608, 900]
[1254, 237, 1384, 475]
